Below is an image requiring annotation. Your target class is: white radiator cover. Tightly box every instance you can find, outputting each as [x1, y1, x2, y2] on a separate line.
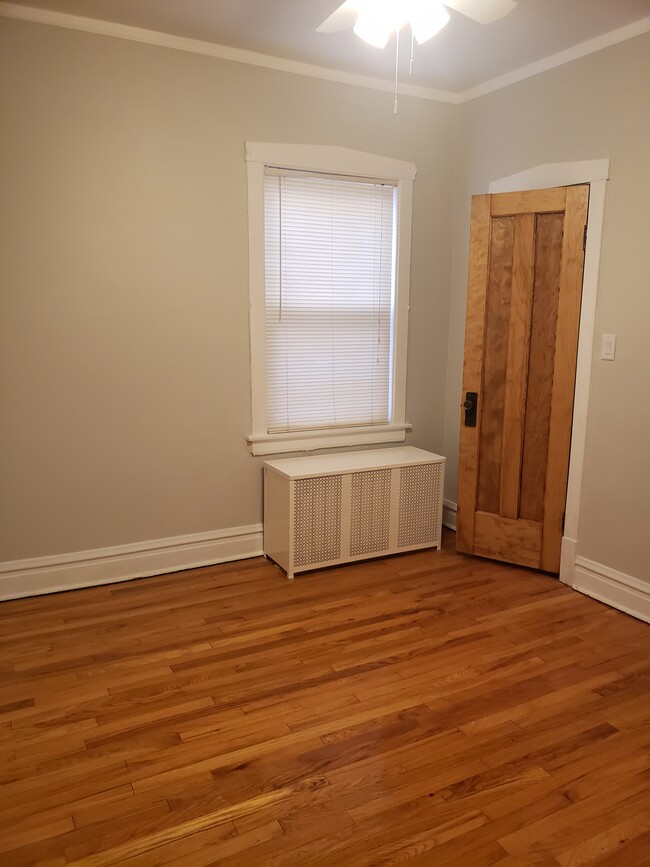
[263, 447, 445, 579]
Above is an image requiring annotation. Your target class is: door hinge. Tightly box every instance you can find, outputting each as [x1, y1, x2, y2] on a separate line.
[562, 511, 566, 534]
[583, 224, 588, 251]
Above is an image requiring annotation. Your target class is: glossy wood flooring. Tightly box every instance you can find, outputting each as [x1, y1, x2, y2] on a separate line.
[1, 532, 650, 866]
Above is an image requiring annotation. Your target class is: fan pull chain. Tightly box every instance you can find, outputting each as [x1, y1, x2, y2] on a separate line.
[393, 30, 400, 114]
[410, 28, 415, 76]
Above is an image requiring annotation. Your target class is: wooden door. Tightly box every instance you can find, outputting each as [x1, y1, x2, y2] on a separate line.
[457, 185, 588, 572]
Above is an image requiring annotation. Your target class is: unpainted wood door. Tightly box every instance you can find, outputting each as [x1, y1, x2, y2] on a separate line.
[457, 185, 588, 572]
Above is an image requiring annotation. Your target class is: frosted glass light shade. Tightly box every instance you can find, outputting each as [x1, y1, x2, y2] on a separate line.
[410, 1, 450, 43]
[353, 0, 408, 48]
[353, 0, 450, 48]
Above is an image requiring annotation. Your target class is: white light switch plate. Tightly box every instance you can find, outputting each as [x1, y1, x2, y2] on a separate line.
[601, 333, 617, 361]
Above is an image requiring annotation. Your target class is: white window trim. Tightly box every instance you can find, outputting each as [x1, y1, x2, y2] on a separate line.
[246, 143, 416, 456]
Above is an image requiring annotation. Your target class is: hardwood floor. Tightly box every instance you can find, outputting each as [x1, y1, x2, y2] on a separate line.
[1, 531, 649, 865]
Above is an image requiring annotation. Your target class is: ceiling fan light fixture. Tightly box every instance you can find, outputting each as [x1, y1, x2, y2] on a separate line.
[409, 0, 450, 44]
[353, 0, 408, 48]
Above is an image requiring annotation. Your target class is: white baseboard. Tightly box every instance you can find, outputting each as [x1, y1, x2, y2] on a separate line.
[0, 524, 264, 601]
[566, 555, 650, 624]
[442, 499, 457, 531]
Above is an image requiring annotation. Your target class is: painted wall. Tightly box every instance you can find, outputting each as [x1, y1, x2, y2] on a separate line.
[3, 16, 648, 588]
[0, 18, 457, 561]
[442, 32, 650, 582]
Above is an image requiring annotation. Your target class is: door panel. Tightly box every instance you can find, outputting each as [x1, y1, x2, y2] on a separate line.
[501, 211, 535, 519]
[457, 185, 588, 573]
[476, 216, 513, 515]
[473, 512, 542, 569]
[519, 213, 563, 522]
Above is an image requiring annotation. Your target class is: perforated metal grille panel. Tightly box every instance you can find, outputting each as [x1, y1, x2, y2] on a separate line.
[350, 469, 391, 557]
[397, 463, 442, 548]
[293, 475, 342, 567]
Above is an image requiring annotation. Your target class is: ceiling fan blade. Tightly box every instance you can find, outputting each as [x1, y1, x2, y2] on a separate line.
[443, 0, 517, 25]
[316, 0, 364, 34]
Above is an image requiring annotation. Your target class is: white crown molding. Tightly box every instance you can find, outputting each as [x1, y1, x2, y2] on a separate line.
[458, 17, 650, 103]
[0, 524, 264, 600]
[1, 3, 648, 106]
[0, 2, 457, 104]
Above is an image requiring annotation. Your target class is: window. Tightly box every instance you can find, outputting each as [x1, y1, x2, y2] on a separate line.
[246, 144, 415, 455]
[265, 170, 395, 432]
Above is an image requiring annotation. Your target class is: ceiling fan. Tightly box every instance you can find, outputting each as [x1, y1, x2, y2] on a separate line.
[317, 0, 518, 48]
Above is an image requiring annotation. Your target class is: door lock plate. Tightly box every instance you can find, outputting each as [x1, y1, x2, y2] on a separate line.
[463, 392, 478, 427]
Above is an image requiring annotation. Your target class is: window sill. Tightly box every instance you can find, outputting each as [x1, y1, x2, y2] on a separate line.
[247, 423, 412, 456]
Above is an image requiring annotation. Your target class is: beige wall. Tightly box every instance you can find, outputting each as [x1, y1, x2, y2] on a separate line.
[3, 18, 648, 585]
[0, 19, 457, 560]
[442, 33, 650, 581]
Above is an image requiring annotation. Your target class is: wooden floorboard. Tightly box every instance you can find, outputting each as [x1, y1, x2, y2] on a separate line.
[1, 530, 649, 865]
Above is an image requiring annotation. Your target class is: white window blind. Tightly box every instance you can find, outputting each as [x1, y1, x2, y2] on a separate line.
[264, 170, 396, 434]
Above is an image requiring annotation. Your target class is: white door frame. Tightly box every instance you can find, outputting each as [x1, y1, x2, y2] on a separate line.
[488, 159, 609, 585]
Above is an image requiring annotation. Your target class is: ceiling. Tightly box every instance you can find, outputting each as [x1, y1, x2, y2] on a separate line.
[5, 0, 650, 94]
